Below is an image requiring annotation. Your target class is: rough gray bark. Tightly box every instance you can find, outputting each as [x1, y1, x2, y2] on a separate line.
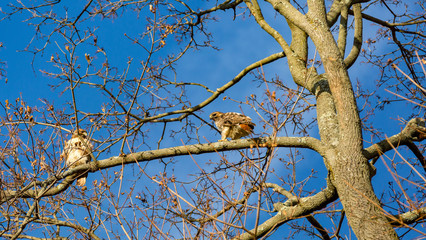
[254, 0, 400, 238]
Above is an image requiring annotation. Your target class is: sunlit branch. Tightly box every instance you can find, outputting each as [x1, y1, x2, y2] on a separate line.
[37, 216, 101, 240]
[0, 173, 73, 204]
[266, 0, 310, 32]
[135, 51, 286, 123]
[233, 180, 337, 240]
[244, 0, 292, 54]
[263, 182, 298, 205]
[95, 136, 324, 169]
[326, 0, 345, 26]
[363, 118, 426, 160]
[337, 3, 349, 57]
[390, 207, 426, 227]
[343, 3, 362, 68]
[0, 136, 324, 202]
[1, 215, 102, 240]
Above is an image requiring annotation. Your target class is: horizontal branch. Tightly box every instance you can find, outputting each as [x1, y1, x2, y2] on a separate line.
[195, 0, 244, 18]
[1, 215, 101, 240]
[363, 118, 426, 160]
[35, 216, 101, 240]
[94, 136, 325, 169]
[0, 136, 324, 202]
[390, 207, 426, 227]
[348, 10, 426, 38]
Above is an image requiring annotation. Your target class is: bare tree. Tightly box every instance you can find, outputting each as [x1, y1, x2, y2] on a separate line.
[0, 0, 425, 239]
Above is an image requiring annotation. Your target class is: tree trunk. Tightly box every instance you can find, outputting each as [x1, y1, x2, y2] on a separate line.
[310, 18, 399, 240]
[267, 0, 399, 237]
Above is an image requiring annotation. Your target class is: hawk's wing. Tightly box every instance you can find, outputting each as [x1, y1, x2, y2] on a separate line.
[221, 112, 255, 127]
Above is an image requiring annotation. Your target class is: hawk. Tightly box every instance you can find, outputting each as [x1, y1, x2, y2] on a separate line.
[61, 129, 93, 186]
[209, 111, 255, 141]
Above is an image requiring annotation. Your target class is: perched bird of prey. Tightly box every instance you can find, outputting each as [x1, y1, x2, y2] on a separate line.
[61, 129, 93, 186]
[209, 111, 255, 141]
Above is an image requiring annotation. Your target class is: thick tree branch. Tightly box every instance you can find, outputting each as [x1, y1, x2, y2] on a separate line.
[326, 0, 344, 27]
[0, 136, 325, 202]
[1, 215, 101, 240]
[244, 0, 292, 54]
[35, 216, 101, 240]
[233, 180, 337, 239]
[406, 141, 426, 173]
[337, 2, 349, 57]
[343, 3, 362, 68]
[307, 215, 331, 240]
[390, 207, 426, 227]
[263, 182, 298, 205]
[266, 0, 311, 32]
[0, 173, 74, 204]
[286, 19, 311, 87]
[252, 0, 311, 87]
[363, 118, 426, 160]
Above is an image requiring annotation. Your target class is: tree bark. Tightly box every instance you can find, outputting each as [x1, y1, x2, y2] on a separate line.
[266, 0, 399, 238]
[305, 3, 399, 239]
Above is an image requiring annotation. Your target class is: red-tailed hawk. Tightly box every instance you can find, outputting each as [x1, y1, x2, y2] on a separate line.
[61, 129, 93, 186]
[209, 111, 255, 141]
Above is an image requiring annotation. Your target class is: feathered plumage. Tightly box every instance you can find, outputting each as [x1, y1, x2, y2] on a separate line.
[209, 111, 255, 141]
[61, 129, 93, 186]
